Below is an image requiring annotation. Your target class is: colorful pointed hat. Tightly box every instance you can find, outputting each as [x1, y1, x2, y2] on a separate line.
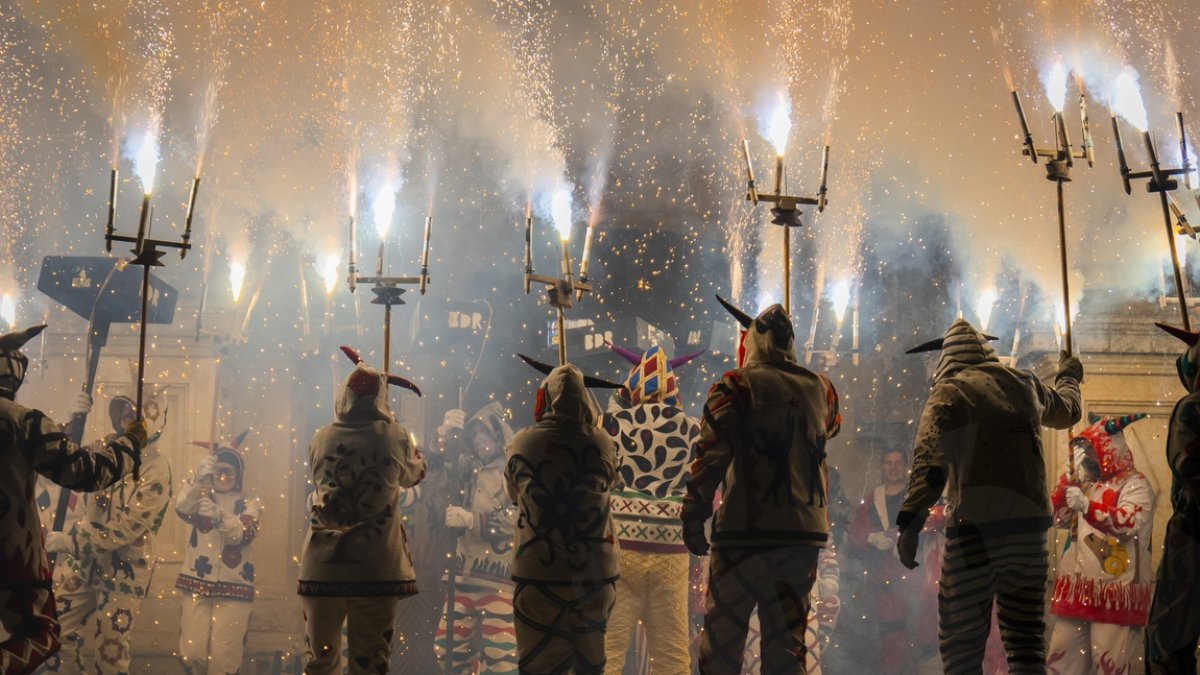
[605, 341, 704, 406]
[1073, 413, 1147, 478]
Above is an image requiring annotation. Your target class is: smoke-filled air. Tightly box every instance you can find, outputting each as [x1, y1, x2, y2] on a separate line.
[0, 0, 1198, 673]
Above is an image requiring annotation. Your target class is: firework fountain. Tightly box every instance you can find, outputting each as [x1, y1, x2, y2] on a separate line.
[1009, 61, 1094, 355]
[1110, 68, 1196, 330]
[523, 186, 594, 366]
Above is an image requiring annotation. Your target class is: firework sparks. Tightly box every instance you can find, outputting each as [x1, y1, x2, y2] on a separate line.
[551, 187, 572, 242]
[230, 260, 247, 303]
[975, 287, 998, 332]
[1042, 61, 1068, 113]
[0, 293, 14, 330]
[133, 126, 160, 194]
[1112, 67, 1149, 132]
[831, 280, 851, 324]
[763, 92, 792, 156]
[372, 183, 396, 240]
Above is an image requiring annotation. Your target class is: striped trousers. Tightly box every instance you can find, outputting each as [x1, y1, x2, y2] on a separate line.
[434, 583, 518, 674]
[938, 530, 1049, 675]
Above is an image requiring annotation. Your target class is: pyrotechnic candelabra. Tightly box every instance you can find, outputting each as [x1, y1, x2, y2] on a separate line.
[1112, 110, 1196, 330]
[523, 196, 594, 366]
[740, 138, 829, 315]
[1010, 72, 1094, 355]
[103, 136, 196, 419]
[346, 206, 432, 374]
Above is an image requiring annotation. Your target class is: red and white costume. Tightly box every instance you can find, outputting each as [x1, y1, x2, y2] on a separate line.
[1047, 414, 1155, 674]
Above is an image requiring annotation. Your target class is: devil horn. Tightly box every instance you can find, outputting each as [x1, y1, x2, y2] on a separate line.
[905, 337, 944, 354]
[715, 294, 753, 329]
[386, 374, 422, 397]
[231, 429, 251, 449]
[189, 441, 213, 450]
[668, 350, 706, 369]
[518, 354, 555, 376]
[0, 324, 47, 351]
[1155, 322, 1200, 346]
[340, 345, 364, 364]
[604, 341, 643, 366]
[1105, 413, 1147, 435]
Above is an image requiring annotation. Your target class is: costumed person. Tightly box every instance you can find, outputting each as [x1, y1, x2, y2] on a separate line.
[1046, 413, 1155, 674]
[432, 401, 519, 675]
[174, 431, 262, 675]
[895, 318, 1082, 675]
[847, 449, 940, 673]
[297, 346, 425, 675]
[1144, 323, 1200, 673]
[0, 324, 145, 675]
[599, 342, 703, 675]
[45, 388, 171, 675]
[505, 357, 622, 675]
[681, 296, 842, 675]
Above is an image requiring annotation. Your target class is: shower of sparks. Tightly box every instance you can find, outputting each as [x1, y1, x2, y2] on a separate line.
[322, 254, 340, 294]
[0, 294, 15, 330]
[764, 93, 793, 157]
[1043, 61, 1068, 113]
[372, 184, 396, 240]
[975, 287, 998, 332]
[1112, 67, 1149, 132]
[229, 260, 247, 303]
[831, 280, 851, 323]
[133, 127, 160, 194]
[551, 187, 572, 242]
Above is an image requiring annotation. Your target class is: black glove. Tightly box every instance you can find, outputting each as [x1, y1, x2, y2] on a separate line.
[682, 519, 710, 557]
[1056, 350, 1083, 384]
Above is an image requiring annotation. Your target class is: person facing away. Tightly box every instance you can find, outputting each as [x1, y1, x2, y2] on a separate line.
[297, 347, 425, 675]
[681, 297, 842, 675]
[0, 324, 144, 675]
[1145, 321, 1200, 674]
[505, 361, 621, 675]
[895, 318, 1082, 675]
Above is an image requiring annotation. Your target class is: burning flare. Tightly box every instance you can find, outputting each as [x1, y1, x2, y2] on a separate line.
[134, 129, 160, 194]
[229, 260, 246, 303]
[831, 280, 851, 323]
[975, 287, 998, 332]
[372, 184, 396, 240]
[322, 254, 340, 294]
[765, 92, 792, 156]
[551, 188, 572, 241]
[1113, 67, 1149, 132]
[1043, 61, 1068, 112]
[0, 293, 15, 330]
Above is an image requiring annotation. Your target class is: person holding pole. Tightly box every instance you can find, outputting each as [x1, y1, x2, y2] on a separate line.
[432, 402, 518, 675]
[895, 318, 1082, 675]
[297, 346, 424, 675]
[173, 431, 262, 675]
[0, 324, 145, 675]
[682, 298, 842, 675]
[44, 390, 170, 675]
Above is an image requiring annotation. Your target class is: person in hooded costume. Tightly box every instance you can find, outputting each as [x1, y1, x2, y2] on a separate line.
[681, 297, 842, 675]
[895, 318, 1083, 675]
[297, 347, 425, 675]
[45, 388, 171, 675]
[1144, 322, 1200, 673]
[1046, 413, 1155, 674]
[505, 359, 621, 675]
[173, 431, 263, 675]
[432, 401, 519, 675]
[0, 324, 145, 675]
[600, 342, 703, 675]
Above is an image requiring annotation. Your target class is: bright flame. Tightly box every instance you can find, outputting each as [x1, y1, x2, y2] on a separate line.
[974, 287, 998, 331]
[372, 184, 396, 240]
[134, 130, 159, 194]
[1177, 233, 1189, 266]
[322, 254, 340, 294]
[229, 260, 246, 303]
[830, 281, 851, 323]
[1043, 61, 1068, 112]
[0, 294, 15, 330]
[551, 188, 572, 241]
[765, 92, 792, 155]
[1112, 67, 1149, 132]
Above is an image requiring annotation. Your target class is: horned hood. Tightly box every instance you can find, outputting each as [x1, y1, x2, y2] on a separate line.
[467, 401, 515, 446]
[932, 318, 999, 383]
[335, 363, 394, 423]
[533, 364, 596, 426]
[1072, 413, 1147, 479]
[740, 304, 799, 367]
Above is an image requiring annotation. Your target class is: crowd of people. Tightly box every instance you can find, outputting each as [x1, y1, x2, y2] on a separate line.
[1, 297, 1198, 675]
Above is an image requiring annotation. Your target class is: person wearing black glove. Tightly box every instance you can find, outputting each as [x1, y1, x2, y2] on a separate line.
[896, 321, 1081, 674]
[681, 299, 841, 675]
